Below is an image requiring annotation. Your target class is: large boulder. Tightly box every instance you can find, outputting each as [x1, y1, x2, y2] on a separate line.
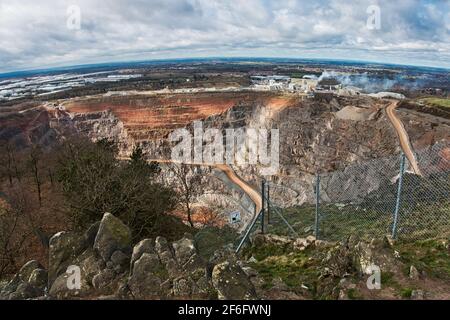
[18, 260, 43, 282]
[94, 213, 132, 262]
[252, 234, 293, 247]
[128, 236, 213, 299]
[170, 270, 214, 299]
[171, 277, 194, 297]
[172, 236, 197, 266]
[0, 275, 21, 299]
[28, 269, 48, 290]
[49, 272, 82, 299]
[110, 250, 130, 273]
[155, 236, 179, 276]
[155, 236, 172, 258]
[131, 239, 155, 271]
[128, 253, 168, 299]
[92, 269, 117, 291]
[212, 261, 257, 300]
[353, 240, 398, 275]
[48, 231, 85, 285]
[7, 281, 43, 300]
[49, 248, 104, 299]
[77, 248, 105, 285]
[172, 236, 205, 273]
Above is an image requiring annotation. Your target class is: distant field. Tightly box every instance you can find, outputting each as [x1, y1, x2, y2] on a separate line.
[419, 97, 450, 109]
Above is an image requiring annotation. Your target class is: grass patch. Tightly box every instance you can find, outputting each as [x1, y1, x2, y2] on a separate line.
[250, 252, 318, 289]
[266, 205, 316, 238]
[243, 242, 291, 261]
[395, 239, 450, 281]
[269, 204, 392, 241]
[347, 288, 363, 300]
[419, 97, 450, 109]
[244, 241, 335, 298]
[400, 288, 414, 299]
[194, 225, 239, 259]
[381, 271, 401, 289]
[269, 199, 450, 243]
[319, 205, 392, 241]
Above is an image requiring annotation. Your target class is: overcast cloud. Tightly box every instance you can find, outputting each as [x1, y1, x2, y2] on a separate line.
[0, 0, 449, 73]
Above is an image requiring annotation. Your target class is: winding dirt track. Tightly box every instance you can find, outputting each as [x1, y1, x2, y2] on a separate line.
[215, 164, 262, 214]
[386, 101, 423, 176]
[136, 158, 262, 215]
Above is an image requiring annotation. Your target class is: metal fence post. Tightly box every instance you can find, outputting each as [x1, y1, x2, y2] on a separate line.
[314, 174, 320, 239]
[267, 183, 271, 224]
[392, 153, 406, 239]
[261, 179, 266, 234]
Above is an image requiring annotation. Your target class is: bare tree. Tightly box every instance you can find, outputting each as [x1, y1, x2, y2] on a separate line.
[0, 189, 33, 278]
[0, 143, 21, 186]
[166, 163, 205, 228]
[28, 146, 43, 207]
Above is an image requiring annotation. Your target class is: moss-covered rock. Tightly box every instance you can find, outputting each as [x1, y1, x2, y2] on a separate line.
[48, 231, 85, 285]
[94, 213, 132, 262]
[212, 261, 257, 300]
[128, 253, 167, 298]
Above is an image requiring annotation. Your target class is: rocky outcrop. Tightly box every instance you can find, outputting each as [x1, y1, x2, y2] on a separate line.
[48, 213, 133, 299]
[0, 260, 47, 300]
[3, 227, 449, 300]
[1, 213, 258, 300]
[127, 233, 216, 299]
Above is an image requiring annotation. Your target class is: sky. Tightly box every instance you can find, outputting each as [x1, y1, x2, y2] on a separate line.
[0, 0, 449, 73]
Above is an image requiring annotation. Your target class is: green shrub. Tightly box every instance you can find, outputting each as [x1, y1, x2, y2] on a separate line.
[56, 138, 179, 241]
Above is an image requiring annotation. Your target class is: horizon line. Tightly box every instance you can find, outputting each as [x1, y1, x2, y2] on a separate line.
[1, 56, 449, 78]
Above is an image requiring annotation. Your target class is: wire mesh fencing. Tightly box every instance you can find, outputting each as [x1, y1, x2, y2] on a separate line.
[263, 141, 450, 243]
[208, 142, 449, 254]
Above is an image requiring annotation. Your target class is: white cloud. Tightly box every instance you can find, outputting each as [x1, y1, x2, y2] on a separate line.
[0, 0, 448, 72]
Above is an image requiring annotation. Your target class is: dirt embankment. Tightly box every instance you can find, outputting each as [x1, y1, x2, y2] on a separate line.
[63, 91, 296, 131]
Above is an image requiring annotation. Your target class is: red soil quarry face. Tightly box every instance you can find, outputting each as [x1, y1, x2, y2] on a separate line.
[63, 92, 296, 132]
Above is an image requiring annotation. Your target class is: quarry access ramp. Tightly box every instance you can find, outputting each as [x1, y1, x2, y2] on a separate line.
[119, 157, 263, 231]
[385, 101, 423, 176]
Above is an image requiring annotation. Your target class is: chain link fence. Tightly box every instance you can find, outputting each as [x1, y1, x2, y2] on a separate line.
[199, 142, 449, 253]
[262, 141, 450, 243]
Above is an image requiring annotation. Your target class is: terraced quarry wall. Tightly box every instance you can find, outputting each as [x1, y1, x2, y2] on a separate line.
[62, 91, 295, 141]
[2, 92, 449, 208]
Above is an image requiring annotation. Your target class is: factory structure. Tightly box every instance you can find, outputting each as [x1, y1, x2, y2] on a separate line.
[250, 74, 409, 101]
[250, 74, 349, 97]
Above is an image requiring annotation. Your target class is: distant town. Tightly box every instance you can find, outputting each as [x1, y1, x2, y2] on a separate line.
[0, 72, 142, 101]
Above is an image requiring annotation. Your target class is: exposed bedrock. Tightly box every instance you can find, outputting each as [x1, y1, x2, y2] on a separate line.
[1, 92, 449, 207]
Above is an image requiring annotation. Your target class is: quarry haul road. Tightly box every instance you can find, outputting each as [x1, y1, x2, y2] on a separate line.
[386, 101, 423, 176]
[120, 157, 263, 225]
[214, 164, 263, 214]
